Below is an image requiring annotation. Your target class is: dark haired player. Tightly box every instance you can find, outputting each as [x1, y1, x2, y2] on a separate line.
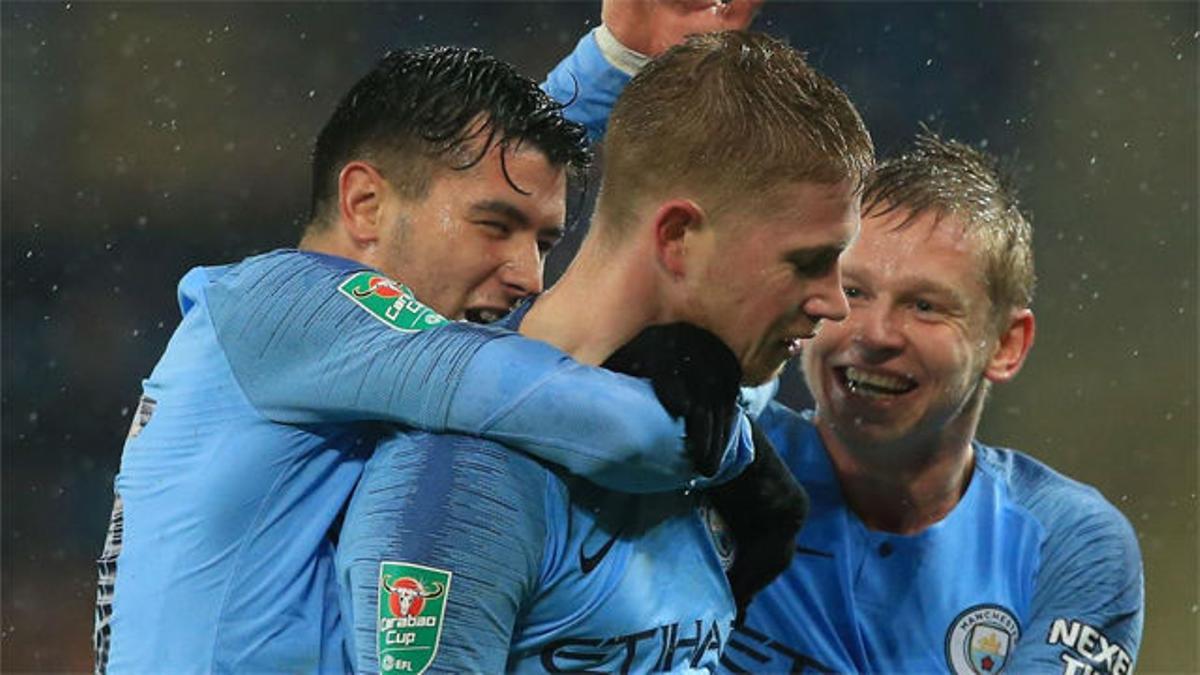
[97, 44, 758, 673]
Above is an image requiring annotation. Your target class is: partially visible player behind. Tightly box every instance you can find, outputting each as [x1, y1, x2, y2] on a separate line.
[723, 131, 1144, 673]
[337, 29, 875, 673]
[97, 41, 760, 674]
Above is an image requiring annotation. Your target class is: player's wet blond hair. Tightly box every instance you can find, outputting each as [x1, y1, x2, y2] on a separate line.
[595, 31, 874, 238]
[864, 129, 1036, 321]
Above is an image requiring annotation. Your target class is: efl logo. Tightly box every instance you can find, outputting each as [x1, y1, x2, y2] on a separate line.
[377, 561, 452, 675]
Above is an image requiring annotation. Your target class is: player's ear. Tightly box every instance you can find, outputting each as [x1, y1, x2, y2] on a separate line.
[338, 161, 389, 246]
[984, 307, 1035, 384]
[652, 199, 706, 278]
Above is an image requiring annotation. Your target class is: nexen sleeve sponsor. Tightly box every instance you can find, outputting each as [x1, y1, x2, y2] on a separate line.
[1047, 619, 1133, 675]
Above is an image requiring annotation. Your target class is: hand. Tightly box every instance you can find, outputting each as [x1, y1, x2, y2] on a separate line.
[708, 419, 808, 622]
[602, 0, 765, 57]
[602, 322, 742, 477]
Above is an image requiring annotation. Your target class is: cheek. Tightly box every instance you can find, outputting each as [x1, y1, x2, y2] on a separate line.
[434, 204, 461, 236]
[923, 332, 980, 384]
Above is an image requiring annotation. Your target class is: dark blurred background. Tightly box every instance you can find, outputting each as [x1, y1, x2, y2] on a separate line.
[2, 2, 1195, 671]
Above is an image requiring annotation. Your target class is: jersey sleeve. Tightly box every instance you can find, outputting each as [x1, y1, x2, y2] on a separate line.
[543, 28, 633, 142]
[335, 430, 557, 674]
[201, 251, 752, 492]
[1008, 492, 1144, 674]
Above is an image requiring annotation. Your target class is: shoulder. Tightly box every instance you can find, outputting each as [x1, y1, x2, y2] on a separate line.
[757, 401, 817, 439]
[367, 431, 566, 518]
[213, 249, 367, 292]
[978, 445, 1134, 539]
[976, 444, 1140, 574]
[755, 402, 826, 473]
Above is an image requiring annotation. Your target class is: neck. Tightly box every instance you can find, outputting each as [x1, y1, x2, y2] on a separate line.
[817, 397, 984, 535]
[520, 232, 665, 364]
[298, 224, 355, 260]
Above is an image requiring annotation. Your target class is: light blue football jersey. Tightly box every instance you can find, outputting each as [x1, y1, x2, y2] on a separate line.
[723, 402, 1144, 674]
[546, 31, 1145, 673]
[336, 300, 741, 674]
[98, 250, 750, 674]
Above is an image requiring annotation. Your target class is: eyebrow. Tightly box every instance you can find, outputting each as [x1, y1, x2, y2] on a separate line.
[842, 265, 965, 299]
[469, 200, 565, 239]
[785, 245, 845, 269]
[469, 200, 530, 226]
[905, 279, 969, 304]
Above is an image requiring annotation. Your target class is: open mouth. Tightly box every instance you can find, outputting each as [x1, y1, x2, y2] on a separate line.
[463, 308, 507, 325]
[836, 366, 917, 399]
[781, 333, 815, 357]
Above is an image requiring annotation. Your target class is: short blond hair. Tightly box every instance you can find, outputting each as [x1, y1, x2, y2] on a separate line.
[596, 31, 874, 236]
[864, 129, 1035, 315]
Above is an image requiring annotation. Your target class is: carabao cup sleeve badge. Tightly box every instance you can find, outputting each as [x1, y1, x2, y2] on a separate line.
[339, 271, 449, 332]
[377, 561, 453, 675]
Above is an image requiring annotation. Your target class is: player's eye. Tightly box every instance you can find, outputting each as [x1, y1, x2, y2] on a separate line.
[913, 298, 937, 313]
[844, 286, 864, 299]
[478, 221, 512, 237]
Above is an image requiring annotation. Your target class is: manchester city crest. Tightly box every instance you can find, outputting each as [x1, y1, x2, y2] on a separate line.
[944, 604, 1020, 674]
[699, 502, 736, 571]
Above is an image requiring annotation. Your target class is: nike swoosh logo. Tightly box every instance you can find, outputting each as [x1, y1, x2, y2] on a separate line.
[579, 531, 621, 574]
[795, 545, 833, 559]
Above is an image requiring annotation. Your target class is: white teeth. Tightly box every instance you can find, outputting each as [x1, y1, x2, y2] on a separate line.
[784, 338, 804, 357]
[466, 309, 504, 324]
[845, 367, 913, 394]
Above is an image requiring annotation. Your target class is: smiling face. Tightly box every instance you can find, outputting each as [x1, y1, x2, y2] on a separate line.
[802, 206, 1005, 451]
[370, 141, 567, 321]
[682, 180, 859, 385]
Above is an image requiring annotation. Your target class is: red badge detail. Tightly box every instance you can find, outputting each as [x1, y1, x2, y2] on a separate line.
[368, 276, 402, 298]
[387, 577, 427, 617]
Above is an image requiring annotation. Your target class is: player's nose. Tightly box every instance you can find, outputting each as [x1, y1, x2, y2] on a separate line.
[802, 265, 850, 325]
[500, 240, 544, 298]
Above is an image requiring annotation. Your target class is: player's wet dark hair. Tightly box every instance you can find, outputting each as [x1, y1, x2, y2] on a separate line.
[308, 45, 591, 226]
